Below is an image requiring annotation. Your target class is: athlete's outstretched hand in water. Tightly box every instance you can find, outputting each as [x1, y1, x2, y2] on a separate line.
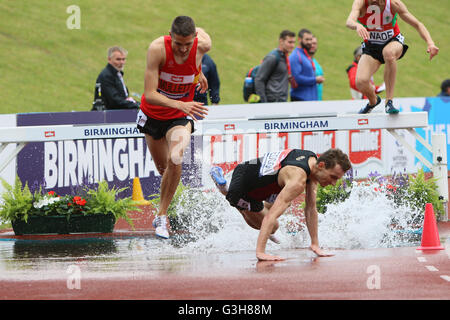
[310, 244, 334, 257]
[256, 252, 286, 261]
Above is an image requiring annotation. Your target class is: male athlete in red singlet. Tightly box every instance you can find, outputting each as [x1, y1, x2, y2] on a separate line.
[346, 0, 439, 114]
[137, 16, 211, 239]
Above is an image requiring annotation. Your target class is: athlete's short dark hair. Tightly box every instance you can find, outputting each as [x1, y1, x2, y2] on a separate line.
[171, 16, 196, 37]
[279, 30, 296, 40]
[298, 28, 312, 39]
[317, 148, 352, 172]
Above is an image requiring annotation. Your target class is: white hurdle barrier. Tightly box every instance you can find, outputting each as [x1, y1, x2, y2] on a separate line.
[0, 112, 428, 172]
[0, 111, 447, 220]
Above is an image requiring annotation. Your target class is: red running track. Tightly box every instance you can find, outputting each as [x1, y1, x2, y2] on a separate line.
[0, 222, 448, 300]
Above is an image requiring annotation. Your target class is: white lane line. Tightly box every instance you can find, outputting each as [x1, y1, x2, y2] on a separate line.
[425, 265, 439, 272]
[440, 275, 450, 282]
[417, 257, 427, 262]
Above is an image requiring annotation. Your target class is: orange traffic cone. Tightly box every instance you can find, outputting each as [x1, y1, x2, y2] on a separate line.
[132, 177, 150, 205]
[416, 203, 444, 250]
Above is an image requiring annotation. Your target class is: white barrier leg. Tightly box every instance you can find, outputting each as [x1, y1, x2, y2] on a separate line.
[0, 142, 26, 175]
[432, 134, 448, 222]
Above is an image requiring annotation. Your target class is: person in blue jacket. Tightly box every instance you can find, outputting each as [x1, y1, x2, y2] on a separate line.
[194, 53, 221, 105]
[310, 36, 324, 101]
[289, 29, 325, 101]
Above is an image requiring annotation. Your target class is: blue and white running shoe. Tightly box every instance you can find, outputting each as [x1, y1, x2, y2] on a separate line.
[210, 166, 228, 194]
[152, 215, 169, 239]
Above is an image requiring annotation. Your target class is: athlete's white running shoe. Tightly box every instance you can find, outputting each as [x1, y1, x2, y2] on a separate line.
[152, 215, 169, 239]
[210, 166, 228, 194]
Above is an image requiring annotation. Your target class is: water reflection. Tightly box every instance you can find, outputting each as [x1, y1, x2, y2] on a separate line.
[255, 260, 282, 273]
[13, 238, 117, 259]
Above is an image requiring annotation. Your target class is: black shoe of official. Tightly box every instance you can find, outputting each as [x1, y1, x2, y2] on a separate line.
[385, 100, 399, 114]
[358, 95, 381, 114]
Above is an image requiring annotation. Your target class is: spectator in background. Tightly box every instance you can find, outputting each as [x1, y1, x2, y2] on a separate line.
[346, 46, 384, 100]
[254, 30, 296, 103]
[437, 79, 450, 97]
[194, 53, 220, 105]
[310, 36, 324, 100]
[290, 29, 325, 101]
[92, 46, 139, 111]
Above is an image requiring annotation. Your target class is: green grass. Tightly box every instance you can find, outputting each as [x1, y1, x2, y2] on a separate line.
[0, 0, 448, 114]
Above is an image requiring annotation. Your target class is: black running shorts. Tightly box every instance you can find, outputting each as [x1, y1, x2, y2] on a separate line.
[136, 110, 194, 140]
[362, 33, 409, 64]
[226, 164, 265, 213]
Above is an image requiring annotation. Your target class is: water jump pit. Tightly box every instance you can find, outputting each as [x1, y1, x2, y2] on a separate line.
[1, 181, 448, 302]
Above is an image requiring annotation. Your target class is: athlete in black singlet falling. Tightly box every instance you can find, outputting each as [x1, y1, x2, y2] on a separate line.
[210, 148, 352, 261]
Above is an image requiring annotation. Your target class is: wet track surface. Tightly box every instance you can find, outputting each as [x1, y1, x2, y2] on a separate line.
[0, 227, 449, 300]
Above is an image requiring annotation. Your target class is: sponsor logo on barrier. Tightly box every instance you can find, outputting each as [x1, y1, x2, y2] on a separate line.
[302, 131, 336, 155]
[257, 133, 288, 157]
[358, 119, 369, 125]
[224, 124, 235, 131]
[349, 129, 382, 164]
[45, 131, 55, 138]
[210, 134, 244, 174]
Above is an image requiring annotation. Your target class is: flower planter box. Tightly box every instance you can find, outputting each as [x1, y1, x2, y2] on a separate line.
[12, 213, 116, 235]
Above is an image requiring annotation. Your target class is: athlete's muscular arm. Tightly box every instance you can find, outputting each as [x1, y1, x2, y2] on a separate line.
[256, 167, 306, 261]
[143, 38, 208, 119]
[304, 180, 334, 257]
[346, 0, 370, 40]
[195, 28, 212, 95]
[392, 0, 439, 60]
[196, 28, 212, 55]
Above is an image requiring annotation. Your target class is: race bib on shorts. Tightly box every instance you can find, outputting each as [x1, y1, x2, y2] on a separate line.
[136, 109, 147, 127]
[236, 198, 251, 211]
[395, 33, 405, 44]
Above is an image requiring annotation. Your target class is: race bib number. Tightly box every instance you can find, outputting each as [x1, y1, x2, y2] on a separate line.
[236, 198, 251, 211]
[136, 109, 147, 127]
[369, 29, 395, 44]
[259, 149, 292, 177]
[395, 33, 405, 44]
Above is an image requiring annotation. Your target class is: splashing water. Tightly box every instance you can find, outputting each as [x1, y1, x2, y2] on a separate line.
[160, 179, 422, 254]
[315, 182, 422, 249]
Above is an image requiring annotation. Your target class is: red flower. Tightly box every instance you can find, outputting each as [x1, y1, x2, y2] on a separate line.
[72, 196, 86, 206]
[48, 191, 55, 196]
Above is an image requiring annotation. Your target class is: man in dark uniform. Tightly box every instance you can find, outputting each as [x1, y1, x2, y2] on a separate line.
[210, 148, 352, 261]
[93, 46, 140, 110]
[193, 53, 221, 105]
